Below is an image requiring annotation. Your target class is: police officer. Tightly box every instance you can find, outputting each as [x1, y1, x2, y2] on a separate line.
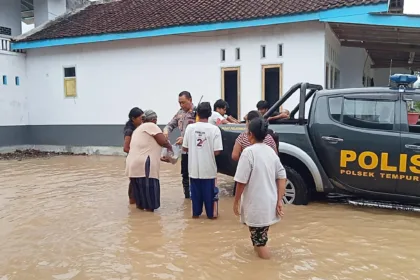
[163, 91, 196, 198]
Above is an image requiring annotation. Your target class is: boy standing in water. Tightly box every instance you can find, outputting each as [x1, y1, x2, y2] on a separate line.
[233, 117, 287, 259]
[183, 102, 223, 219]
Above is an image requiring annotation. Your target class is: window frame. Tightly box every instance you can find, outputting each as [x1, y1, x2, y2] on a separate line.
[327, 95, 344, 122]
[63, 66, 77, 98]
[327, 93, 399, 132]
[401, 93, 420, 133]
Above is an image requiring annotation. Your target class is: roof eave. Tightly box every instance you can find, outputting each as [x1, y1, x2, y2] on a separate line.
[11, 3, 388, 50]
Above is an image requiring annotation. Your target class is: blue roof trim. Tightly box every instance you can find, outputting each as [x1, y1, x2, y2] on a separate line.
[12, 3, 388, 50]
[320, 11, 420, 28]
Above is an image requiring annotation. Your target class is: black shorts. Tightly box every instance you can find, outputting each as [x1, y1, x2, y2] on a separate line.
[249, 226, 270, 247]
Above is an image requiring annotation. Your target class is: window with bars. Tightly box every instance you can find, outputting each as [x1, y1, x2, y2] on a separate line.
[389, 0, 404, 12]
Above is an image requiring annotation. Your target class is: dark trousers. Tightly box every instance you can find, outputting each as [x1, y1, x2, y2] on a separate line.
[181, 154, 190, 197]
[190, 178, 215, 218]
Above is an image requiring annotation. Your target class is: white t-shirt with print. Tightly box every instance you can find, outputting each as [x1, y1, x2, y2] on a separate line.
[209, 111, 226, 126]
[234, 143, 287, 227]
[182, 122, 223, 179]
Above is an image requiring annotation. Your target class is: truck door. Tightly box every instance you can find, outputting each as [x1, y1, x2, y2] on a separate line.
[398, 94, 420, 197]
[311, 93, 399, 194]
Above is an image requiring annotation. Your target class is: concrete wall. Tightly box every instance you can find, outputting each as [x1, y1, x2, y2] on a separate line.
[0, 0, 22, 36]
[0, 50, 28, 146]
[324, 24, 341, 89]
[34, 0, 67, 27]
[25, 22, 326, 127]
[1, 22, 327, 150]
[339, 47, 373, 88]
[373, 67, 412, 87]
[404, 0, 420, 15]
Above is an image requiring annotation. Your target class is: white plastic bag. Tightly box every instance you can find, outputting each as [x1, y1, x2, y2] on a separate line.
[161, 145, 181, 164]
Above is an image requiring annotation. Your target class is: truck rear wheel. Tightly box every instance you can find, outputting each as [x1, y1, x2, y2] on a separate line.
[284, 165, 309, 205]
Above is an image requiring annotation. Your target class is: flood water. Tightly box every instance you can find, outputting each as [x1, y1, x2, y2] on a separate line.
[1, 156, 420, 280]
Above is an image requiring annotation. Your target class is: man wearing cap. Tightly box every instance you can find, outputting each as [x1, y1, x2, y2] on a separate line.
[163, 91, 197, 198]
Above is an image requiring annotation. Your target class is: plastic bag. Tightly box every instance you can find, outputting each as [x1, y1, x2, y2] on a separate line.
[161, 145, 181, 164]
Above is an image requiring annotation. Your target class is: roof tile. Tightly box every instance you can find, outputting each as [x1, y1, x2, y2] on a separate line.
[18, 0, 387, 42]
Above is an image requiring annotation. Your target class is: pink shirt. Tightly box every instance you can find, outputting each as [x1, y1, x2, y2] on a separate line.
[126, 122, 163, 179]
[235, 132, 277, 152]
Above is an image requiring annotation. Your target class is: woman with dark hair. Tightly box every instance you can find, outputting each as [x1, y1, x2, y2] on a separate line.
[124, 107, 144, 204]
[233, 117, 287, 259]
[231, 110, 278, 195]
[126, 110, 173, 212]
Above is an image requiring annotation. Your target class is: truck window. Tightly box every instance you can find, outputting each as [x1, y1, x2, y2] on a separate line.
[403, 94, 420, 133]
[328, 97, 395, 131]
[328, 97, 342, 121]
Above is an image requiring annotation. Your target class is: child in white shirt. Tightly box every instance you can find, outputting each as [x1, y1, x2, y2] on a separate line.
[233, 117, 287, 259]
[183, 102, 223, 219]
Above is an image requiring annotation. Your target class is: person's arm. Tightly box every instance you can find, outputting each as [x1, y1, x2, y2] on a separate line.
[275, 159, 287, 216]
[266, 134, 278, 154]
[182, 126, 190, 153]
[154, 133, 173, 151]
[145, 124, 173, 153]
[226, 115, 240, 124]
[219, 118, 230, 125]
[233, 150, 252, 216]
[231, 141, 243, 161]
[213, 128, 223, 156]
[268, 111, 289, 121]
[163, 112, 179, 137]
[123, 136, 131, 153]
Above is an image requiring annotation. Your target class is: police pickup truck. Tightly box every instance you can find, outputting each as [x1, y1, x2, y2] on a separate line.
[216, 74, 420, 206]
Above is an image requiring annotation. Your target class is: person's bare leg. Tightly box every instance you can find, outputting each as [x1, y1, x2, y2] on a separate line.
[255, 246, 271, 259]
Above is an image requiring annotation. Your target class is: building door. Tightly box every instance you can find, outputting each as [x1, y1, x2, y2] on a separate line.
[221, 67, 240, 120]
[262, 65, 282, 109]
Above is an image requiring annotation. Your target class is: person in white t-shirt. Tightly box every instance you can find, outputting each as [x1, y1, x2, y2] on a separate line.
[209, 99, 230, 126]
[209, 99, 240, 126]
[182, 102, 223, 219]
[233, 117, 287, 259]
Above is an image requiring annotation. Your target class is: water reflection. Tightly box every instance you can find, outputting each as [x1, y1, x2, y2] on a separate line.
[0, 156, 419, 279]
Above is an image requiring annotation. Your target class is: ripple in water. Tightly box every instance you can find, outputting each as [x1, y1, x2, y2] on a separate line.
[0, 156, 420, 279]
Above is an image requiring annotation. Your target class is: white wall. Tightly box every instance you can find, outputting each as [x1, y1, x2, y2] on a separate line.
[324, 24, 341, 89]
[404, 0, 420, 15]
[0, 51, 28, 126]
[34, 0, 67, 27]
[0, 0, 22, 36]
[339, 47, 373, 88]
[25, 22, 326, 125]
[373, 67, 411, 87]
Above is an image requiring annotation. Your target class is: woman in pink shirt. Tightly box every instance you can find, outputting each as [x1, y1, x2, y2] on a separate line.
[126, 110, 173, 211]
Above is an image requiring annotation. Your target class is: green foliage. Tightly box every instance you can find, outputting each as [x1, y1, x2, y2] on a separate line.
[408, 101, 420, 113]
[414, 101, 420, 112]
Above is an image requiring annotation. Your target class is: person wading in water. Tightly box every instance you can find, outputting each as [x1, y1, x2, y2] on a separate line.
[123, 107, 144, 204]
[163, 91, 196, 198]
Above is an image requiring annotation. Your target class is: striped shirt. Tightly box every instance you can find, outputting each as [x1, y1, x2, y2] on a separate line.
[235, 132, 277, 152]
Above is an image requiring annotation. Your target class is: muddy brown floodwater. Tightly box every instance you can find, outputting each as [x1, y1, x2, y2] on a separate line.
[1, 156, 420, 280]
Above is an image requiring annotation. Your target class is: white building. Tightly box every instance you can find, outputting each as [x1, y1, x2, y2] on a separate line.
[1, 0, 420, 153]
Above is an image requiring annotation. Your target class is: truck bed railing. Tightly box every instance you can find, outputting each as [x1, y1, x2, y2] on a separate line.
[264, 83, 323, 125]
